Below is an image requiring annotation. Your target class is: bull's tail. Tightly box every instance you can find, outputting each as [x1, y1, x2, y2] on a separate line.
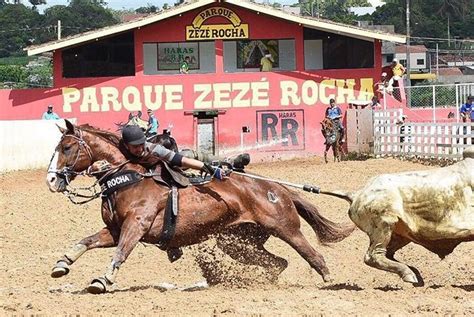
[319, 190, 354, 204]
[289, 191, 355, 244]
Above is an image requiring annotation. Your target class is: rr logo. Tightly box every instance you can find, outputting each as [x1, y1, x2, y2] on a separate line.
[257, 110, 305, 151]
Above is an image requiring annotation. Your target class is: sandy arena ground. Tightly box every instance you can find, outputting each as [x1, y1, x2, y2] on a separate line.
[1, 157, 473, 315]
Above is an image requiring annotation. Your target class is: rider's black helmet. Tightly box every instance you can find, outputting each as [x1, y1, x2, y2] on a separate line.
[122, 125, 146, 145]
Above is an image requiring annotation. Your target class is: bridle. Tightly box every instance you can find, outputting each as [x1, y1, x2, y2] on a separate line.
[49, 129, 94, 183]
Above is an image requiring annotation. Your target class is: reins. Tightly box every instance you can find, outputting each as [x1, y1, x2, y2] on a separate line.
[63, 160, 130, 205]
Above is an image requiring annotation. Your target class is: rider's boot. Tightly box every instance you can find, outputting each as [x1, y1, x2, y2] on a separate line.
[340, 129, 345, 143]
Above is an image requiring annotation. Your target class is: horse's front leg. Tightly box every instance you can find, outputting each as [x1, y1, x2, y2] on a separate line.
[87, 216, 152, 294]
[324, 145, 330, 163]
[52, 227, 118, 278]
[333, 144, 338, 162]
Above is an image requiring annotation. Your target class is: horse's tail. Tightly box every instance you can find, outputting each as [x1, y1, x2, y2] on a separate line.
[289, 191, 355, 244]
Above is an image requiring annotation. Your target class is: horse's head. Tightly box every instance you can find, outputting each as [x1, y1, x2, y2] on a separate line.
[321, 118, 335, 134]
[46, 120, 95, 192]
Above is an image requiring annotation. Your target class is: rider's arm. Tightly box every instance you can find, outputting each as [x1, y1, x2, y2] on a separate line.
[148, 143, 184, 167]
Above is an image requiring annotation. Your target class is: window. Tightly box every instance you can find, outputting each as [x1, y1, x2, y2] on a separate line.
[224, 39, 295, 72]
[157, 42, 199, 70]
[303, 28, 374, 70]
[416, 59, 424, 65]
[386, 55, 394, 63]
[143, 41, 215, 75]
[400, 59, 406, 66]
[62, 32, 135, 78]
[237, 40, 279, 69]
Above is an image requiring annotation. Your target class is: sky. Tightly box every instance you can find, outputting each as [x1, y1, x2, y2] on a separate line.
[37, 0, 386, 12]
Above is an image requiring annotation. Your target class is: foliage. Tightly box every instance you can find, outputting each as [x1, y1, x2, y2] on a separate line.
[135, 5, 159, 14]
[0, 4, 42, 57]
[371, 0, 473, 48]
[0, 58, 52, 88]
[0, 65, 27, 88]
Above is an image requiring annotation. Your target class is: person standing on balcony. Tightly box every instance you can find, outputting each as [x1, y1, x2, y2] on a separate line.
[388, 59, 405, 102]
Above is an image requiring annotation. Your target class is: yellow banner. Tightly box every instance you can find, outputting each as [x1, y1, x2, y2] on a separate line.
[186, 24, 249, 40]
[191, 7, 242, 28]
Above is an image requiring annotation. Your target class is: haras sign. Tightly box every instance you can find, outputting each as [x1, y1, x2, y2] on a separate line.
[186, 7, 249, 40]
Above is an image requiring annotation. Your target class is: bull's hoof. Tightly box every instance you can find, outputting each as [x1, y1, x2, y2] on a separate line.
[87, 278, 107, 294]
[322, 274, 333, 283]
[51, 261, 70, 278]
[402, 272, 418, 284]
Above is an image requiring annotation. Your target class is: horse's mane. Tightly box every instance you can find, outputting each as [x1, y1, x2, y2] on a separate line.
[79, 124, 121, 147]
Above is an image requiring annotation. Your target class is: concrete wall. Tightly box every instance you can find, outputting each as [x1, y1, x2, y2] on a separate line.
[437, 75, 474, 84]
[0, 119, 75, 173]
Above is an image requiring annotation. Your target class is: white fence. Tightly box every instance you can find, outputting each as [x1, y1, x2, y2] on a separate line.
[0, 119, 75, 173]
[374, 110, 473, 160]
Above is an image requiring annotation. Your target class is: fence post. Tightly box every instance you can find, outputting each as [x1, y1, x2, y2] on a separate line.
[455, 84, 459, 123]
[432, 85, 436, 123]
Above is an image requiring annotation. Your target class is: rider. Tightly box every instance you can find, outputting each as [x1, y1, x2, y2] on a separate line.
[120, 125, 225, 262]
[325, 98, 345, 143]
[121, 125, 224, 179]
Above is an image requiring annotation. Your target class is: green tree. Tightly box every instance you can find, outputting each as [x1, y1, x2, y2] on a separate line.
[0, 4, 42, 57]
[135, 4, 158, 13]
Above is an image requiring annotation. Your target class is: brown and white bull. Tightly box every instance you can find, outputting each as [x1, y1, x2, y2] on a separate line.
[321, 147, 474, 284]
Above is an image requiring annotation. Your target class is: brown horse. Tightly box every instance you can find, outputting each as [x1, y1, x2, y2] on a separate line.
[46, 120, 354, 294]
[321, 118, 344, 163]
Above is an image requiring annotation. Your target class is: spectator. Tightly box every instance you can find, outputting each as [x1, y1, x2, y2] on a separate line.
[375, 72, 389, 98]
[179, 56, 190, 74]
[388, 59, 405, 101]
[260, 50, 274, 72]
[42, 105, 60, 120]
[146, 109, 159, 137]
[460, 96, 473, 123]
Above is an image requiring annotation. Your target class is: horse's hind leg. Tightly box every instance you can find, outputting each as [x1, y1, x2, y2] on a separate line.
[52, 227, 118, 278]
[275, 228, 331, 282]
[216, 225, 288, 282]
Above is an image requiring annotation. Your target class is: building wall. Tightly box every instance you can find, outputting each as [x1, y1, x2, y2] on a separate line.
[0, 3, 385, 159]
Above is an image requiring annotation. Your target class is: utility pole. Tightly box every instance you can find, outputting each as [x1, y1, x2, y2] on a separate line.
[436, 43, 439, 77]
[57, 20, 61, 40]
[405, 0, 411, 105]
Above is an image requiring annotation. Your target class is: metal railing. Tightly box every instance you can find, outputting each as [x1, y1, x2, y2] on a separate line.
[403, 82, 474, 122]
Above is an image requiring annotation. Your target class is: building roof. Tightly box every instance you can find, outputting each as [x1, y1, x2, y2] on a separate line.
[395, 45, 427, 53]
[437, 67, 463, 76]
[26, 0, 405, 56]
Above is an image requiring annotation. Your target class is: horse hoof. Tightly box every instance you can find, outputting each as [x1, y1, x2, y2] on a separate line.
[51, 267, 69, 278]
[87, 278, 107, 294]
[402, 272, 418, 284]
[51, 261, 70, 278]
[322, 274, 333, 283]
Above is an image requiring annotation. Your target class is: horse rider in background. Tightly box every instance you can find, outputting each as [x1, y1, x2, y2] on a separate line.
[325, 98, 345, 143]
